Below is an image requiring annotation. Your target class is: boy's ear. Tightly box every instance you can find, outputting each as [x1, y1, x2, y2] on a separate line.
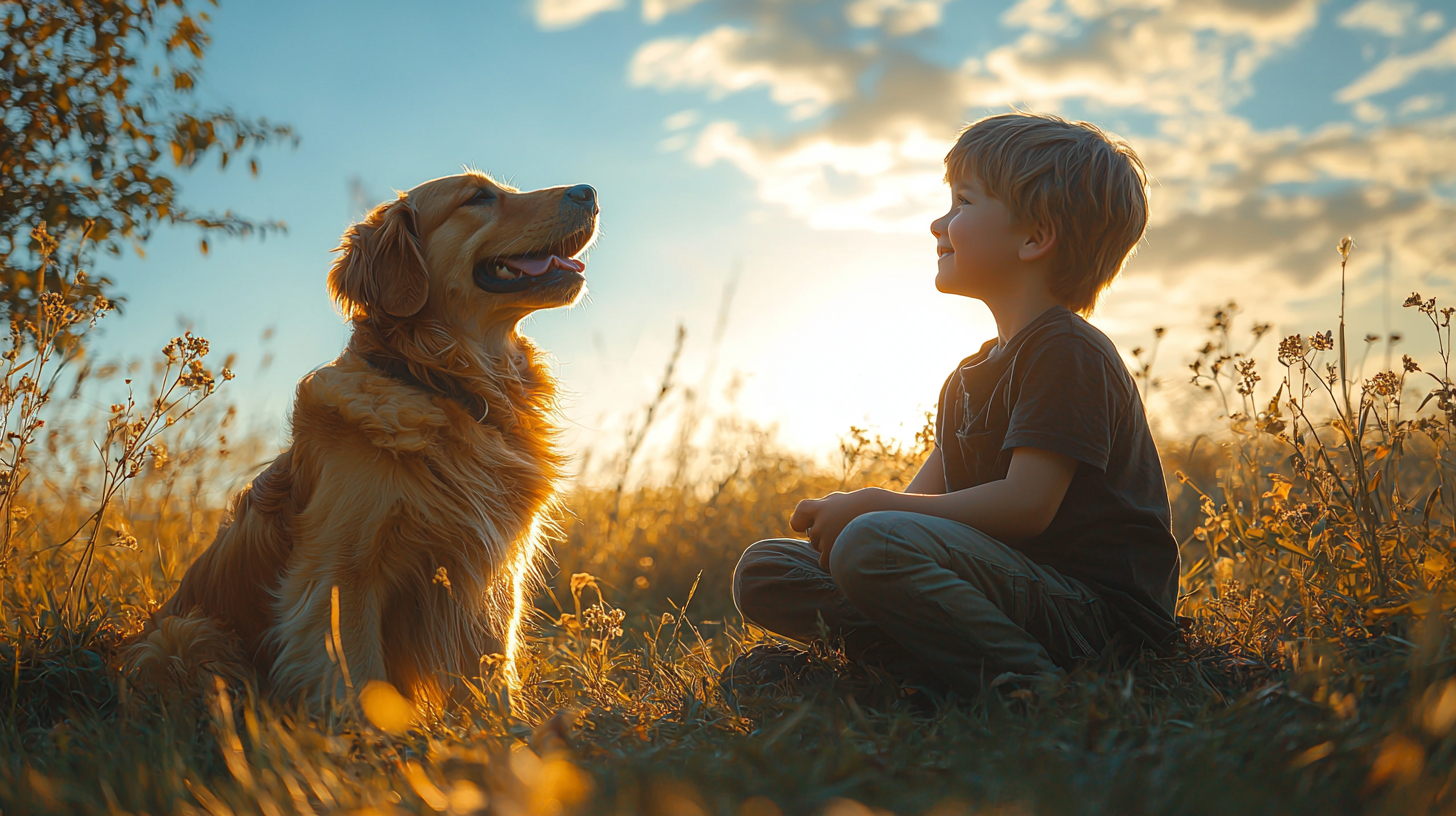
[1019, 221, 1058, 263]
[328, 197, 430, 319]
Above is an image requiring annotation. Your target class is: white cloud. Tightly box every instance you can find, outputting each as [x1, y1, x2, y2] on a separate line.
[1131, 116, 1456, 281]
[1338, 27, 1456, 100]
[1398, 92, 1444, 114]
[642, 0, 707, 24]
[663, 109, 701, 130]
[690, 120, 952, 232]
[1354, 99, 1388, 122]
[1339, 0, 1419, 37]
[534, 0, 623, 29]
[629, 25, 867, 118]
[845, 0, 951, 35]
[984, 0, 1321, 117]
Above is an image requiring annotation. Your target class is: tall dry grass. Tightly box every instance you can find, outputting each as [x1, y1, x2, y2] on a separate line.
[1, 232, 1455, 814]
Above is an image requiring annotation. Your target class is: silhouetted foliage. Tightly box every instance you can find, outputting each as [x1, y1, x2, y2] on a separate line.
[0, 0, 296, 328]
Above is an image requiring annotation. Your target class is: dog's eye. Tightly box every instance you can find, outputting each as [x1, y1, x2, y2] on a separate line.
[464, 188, 497, 207]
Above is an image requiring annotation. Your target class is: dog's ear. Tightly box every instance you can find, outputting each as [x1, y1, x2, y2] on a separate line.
[328, 197, 430, 319]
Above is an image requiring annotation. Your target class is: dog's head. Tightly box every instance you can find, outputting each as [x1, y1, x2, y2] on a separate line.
[328, 172, 597, 336]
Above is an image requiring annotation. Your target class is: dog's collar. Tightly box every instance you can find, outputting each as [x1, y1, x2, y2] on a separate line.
[358, 351, 492, 424]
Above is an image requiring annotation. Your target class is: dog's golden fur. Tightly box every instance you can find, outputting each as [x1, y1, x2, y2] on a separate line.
[127, 172, 596, 706]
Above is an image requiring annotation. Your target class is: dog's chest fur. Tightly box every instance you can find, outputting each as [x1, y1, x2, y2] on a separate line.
[256, 351, 561, 699]
[296, 353, 557, 585]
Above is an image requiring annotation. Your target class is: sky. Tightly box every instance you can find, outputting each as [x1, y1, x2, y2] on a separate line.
[97, 0, 1456, 471]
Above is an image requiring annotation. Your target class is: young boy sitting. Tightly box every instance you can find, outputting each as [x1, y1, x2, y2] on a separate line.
[730, 111, 1180, 695]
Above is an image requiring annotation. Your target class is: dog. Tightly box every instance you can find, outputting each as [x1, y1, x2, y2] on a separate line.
[126, 171, 597, 707]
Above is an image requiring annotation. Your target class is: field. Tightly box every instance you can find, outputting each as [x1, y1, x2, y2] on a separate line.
[2, 235, 1455, 815]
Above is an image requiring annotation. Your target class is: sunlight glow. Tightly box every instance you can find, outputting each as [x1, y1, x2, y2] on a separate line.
[503, 515, 547, 690]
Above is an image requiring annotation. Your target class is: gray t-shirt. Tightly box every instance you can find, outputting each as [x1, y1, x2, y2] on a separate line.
[935, 305, 1179, 647]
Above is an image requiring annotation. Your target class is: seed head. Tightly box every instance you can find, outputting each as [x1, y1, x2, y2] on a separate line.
[1364, 371, 1400, 397]
[1278, 334, 1304, 365]
[29, 223, 59, 259]
[1236, 358, 1260, 396]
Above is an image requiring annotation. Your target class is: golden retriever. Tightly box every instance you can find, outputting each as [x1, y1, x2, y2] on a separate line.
[126, 171, 597, 707]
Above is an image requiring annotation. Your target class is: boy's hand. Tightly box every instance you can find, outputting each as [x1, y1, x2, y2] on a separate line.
[791, 487, 892, 570]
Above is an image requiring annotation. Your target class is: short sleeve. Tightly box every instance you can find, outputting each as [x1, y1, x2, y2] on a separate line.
[933, 367, 958, 451]
[1002, 338, 1121, 471]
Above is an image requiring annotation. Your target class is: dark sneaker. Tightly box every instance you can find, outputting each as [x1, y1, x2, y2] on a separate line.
[988, 670, 1066, 703]
[718, 643, 837, 697]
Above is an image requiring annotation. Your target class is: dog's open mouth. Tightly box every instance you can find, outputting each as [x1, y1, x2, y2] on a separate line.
[473, 230, 593, 295]
[480, 255, 585, 282]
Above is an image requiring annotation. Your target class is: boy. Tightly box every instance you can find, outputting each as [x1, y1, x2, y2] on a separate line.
[730, 112, 1179, 695]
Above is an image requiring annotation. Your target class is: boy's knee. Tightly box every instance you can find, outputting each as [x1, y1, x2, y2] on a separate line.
[732, 538, 808, 619]
[829, 511, 912, 596]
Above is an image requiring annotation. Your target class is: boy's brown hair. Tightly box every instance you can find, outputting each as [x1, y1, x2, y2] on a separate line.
[945, 111, 1149, 316]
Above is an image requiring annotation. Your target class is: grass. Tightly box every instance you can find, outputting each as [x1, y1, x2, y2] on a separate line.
[2, 232, 1456, 815]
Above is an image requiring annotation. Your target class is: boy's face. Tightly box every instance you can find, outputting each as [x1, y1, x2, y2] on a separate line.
[929, 173, 1032, 300]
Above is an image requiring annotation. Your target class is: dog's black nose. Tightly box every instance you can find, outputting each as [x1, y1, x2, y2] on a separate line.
[565, 185, 597, 206]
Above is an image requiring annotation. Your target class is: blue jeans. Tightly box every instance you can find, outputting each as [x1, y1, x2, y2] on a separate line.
[732, 511, 1114, 693]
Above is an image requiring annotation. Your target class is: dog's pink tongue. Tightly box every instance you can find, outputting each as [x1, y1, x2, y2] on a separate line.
[503, 256, 586, 277]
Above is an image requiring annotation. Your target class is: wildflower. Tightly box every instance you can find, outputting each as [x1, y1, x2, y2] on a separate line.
[1404, 355, 1420, 373]
[1310, 331, 1334, 351]
[1153, 326, 1166, 338]
[1236, 358, 1260, 396]
[570, 572, 598, 596]
[581, 603, 624, 640]
[1337, 235, 1354, 261]
[30, 223, 59, 258]
[1406, 293, 1425, 309]
[1364, 333, 1380, 344]
[1364, 371, 1400, 398]
[1277, 334, 1304, 365]
[1326, 363, 1339, 385]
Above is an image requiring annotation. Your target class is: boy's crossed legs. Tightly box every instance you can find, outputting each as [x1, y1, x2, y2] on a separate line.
[733, 510, 1113, 694]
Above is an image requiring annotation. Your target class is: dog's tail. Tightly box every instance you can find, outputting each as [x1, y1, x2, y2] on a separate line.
[124, 612, 252, 699]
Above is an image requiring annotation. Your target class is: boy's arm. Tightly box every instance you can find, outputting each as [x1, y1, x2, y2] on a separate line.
[792, 447, 1077, 568]
[904, 447, 946, 495]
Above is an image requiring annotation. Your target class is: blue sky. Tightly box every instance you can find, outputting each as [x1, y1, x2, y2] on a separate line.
[98, 0, 1456, 469]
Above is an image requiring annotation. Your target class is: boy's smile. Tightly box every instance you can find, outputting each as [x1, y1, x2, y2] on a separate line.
[929, 176, 1030, 300]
